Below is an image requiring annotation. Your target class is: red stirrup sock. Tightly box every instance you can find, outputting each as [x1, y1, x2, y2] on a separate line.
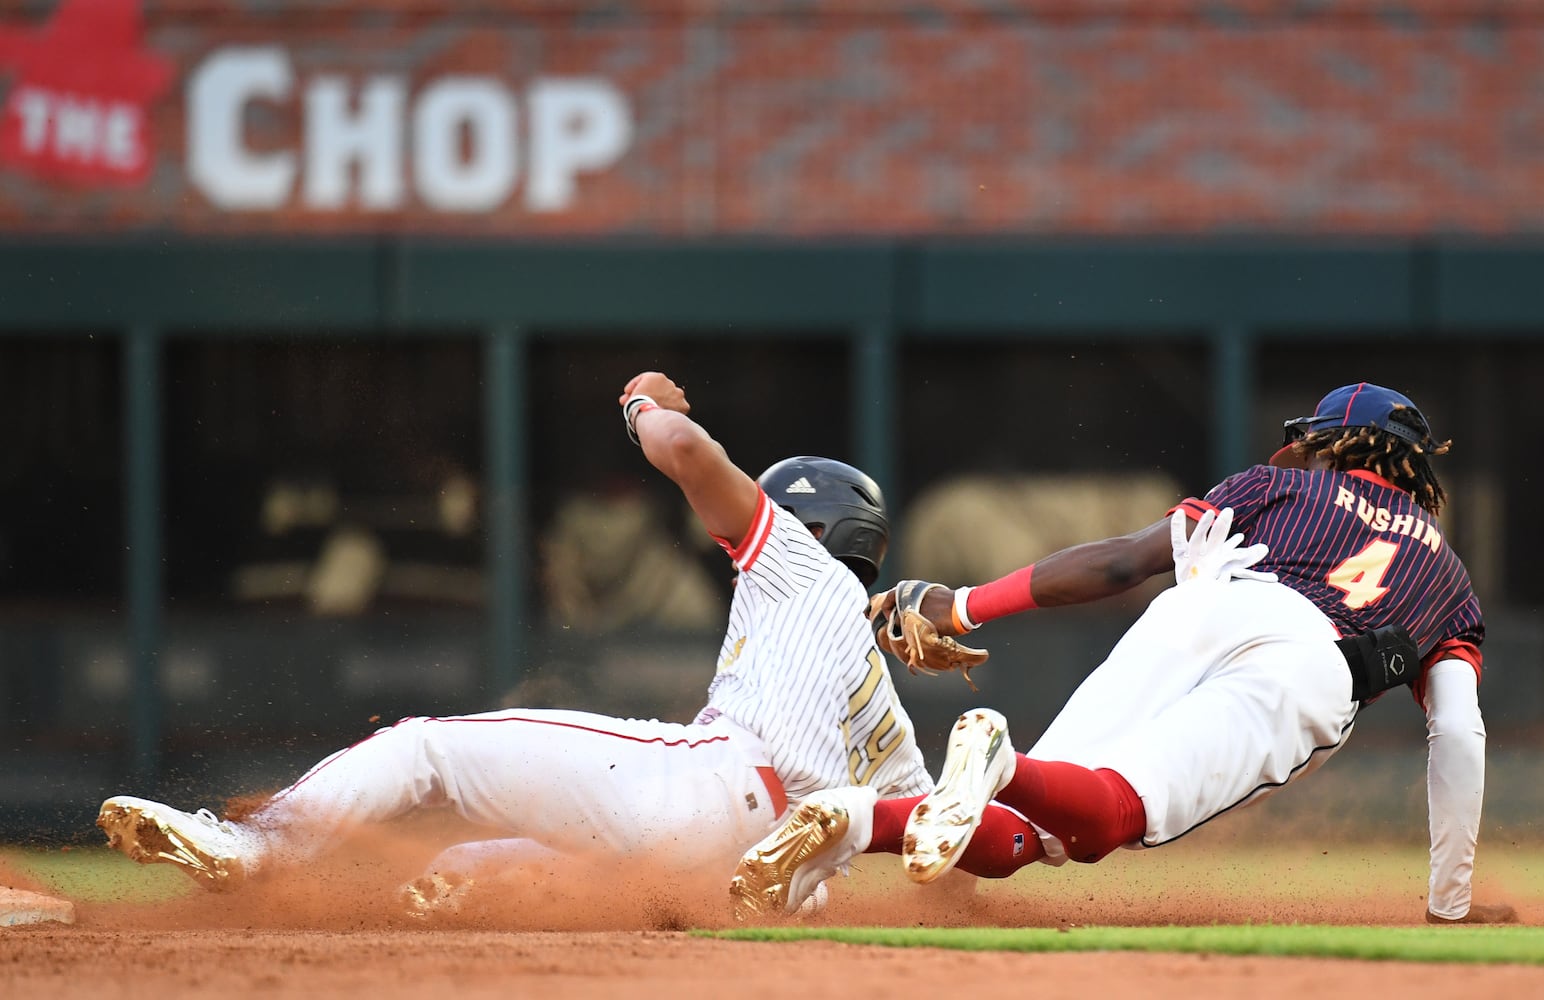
[994, 756, 1146, 864]
[866, 795, 923, 855]
[864, 795, 1043, 877]
[953, 803, 1046, 877]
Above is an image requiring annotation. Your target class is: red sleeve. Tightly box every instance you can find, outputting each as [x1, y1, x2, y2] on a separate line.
[1168, 497, 1216, 522]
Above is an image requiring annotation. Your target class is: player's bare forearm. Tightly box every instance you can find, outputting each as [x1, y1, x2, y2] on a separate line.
[903, 518, 1177, 634]
[1027, 520, 1175, 606]
[621, 371, 759, 543]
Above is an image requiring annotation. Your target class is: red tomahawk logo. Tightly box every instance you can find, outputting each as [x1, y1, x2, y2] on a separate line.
[0, 0, 174, 186]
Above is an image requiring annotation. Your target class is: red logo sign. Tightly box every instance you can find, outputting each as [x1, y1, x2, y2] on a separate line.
[0, 0, 174, 186]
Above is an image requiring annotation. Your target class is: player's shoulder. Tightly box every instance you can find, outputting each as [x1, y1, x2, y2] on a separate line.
[1208, 462, 1283, 498]
[741, 500, 844, 590]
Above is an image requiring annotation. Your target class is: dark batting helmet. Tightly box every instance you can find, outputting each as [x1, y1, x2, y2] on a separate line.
[756, 456, 889, 588]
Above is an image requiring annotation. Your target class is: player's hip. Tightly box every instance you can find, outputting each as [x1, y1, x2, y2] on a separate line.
[1137, 579, 1341, 662]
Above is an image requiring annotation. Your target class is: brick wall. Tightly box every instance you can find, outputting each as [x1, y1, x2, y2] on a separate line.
[0, 0, 1540, 234]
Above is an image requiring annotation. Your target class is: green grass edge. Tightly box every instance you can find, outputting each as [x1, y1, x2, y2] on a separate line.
[700, 924, 1544, 965]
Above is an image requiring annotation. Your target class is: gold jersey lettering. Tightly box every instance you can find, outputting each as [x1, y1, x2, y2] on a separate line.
[718, 636, 747, 674]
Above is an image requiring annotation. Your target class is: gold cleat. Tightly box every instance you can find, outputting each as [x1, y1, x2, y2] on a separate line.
[97, 796, 250, 891]
[729, 785, 876, 922]
[903, 708, 1014, 884]
[399, 872, 476, 922]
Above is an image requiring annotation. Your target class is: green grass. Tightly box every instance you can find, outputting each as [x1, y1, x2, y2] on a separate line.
[708, 924, 1544, 964]
[828, 835, 1544, 914]
[2, 845, 194, 904]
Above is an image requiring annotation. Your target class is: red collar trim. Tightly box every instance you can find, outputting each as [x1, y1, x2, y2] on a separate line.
[1346, 469, 1400, 491]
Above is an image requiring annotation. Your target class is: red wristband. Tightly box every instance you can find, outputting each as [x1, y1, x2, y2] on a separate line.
[965, 563, 1037, 624]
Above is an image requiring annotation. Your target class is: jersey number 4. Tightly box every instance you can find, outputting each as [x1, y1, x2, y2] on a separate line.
[1325, 539, 1399, 609]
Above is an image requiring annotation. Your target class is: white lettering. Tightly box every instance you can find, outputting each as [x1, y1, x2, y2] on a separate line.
[1390, 513, 1415, 536]
[1370, 507, 1391, 532]
[303, 76, 406, 209]
[1356, 497, 1377, 526]
[13, 87, 51, 153]
[185, 49, 634, 215]
[1422, 522, 1443, 552]
[1334, 487, 1356, 511]
[53, 97, 98, 162]
[188, 47, 297, 209]
[526, 78, 631, 212]
[413, 78, 516, 212]
[102, 104, 141, 170]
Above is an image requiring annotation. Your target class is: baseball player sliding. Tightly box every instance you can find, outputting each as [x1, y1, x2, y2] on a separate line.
[97, 371, 933, 909]
[733, 383, 1516, 925]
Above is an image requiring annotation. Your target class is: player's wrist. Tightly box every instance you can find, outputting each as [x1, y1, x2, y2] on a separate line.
[622, 393, 660, 446]
[950, 586, 980, 633]
[966, 564, 1038, 625]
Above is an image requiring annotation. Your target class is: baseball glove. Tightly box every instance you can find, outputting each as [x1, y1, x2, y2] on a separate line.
[869, 579, 989, 689]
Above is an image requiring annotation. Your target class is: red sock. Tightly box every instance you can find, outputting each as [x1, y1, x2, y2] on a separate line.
[868, 795, 921, 854]
[953, 803, 1045, 876]
[865, 795, 1044, 878]
[995, 756, 1146, 864]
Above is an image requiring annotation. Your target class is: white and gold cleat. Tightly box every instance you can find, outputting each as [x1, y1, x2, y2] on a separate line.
[729, 785, 877, 921]
[97, 795, 256, 891]
[903, 708, 1015, 884]
[399, 872, 477, 922]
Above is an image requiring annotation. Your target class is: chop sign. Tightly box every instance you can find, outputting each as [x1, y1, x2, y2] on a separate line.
[188, 47, 633, 213]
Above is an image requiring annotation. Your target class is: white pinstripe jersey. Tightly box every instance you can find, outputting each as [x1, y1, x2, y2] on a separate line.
[696, 489, 932, 802]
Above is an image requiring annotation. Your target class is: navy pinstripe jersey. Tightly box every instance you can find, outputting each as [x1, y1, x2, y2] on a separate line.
[1176, 465, 1484, 672]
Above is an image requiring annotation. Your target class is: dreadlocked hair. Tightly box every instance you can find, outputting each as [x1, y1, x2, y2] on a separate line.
[1293, 405, 1452, 516]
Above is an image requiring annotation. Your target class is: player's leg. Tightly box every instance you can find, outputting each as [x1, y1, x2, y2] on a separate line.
[730, 784, 880, 919]
[102, 709, 778, 888]
[1042, 581, 1353, 849]
[900, 580, 1349, 878]
[868, 793, 1046, 877]
[400, 838, 567, 920]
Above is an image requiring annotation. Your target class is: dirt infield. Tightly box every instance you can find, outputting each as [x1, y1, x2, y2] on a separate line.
[4, 826, 1542, 999]
[5, 926, 1544, 1000]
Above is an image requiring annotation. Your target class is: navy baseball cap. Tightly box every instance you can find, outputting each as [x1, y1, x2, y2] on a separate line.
[1282, 382, 1433, 447]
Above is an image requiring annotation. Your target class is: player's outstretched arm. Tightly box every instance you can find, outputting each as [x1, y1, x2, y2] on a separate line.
[619, 371, 760, 544]
[872, 517, 1177, 639]
[1422, 658, 1515, 924]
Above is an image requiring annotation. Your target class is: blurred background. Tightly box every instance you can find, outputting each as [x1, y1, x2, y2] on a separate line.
[1, 0, 1541, 845]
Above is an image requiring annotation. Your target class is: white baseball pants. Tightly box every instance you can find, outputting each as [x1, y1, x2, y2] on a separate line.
[251, 709, 787, 876]
[1030, 578, 1355, 853]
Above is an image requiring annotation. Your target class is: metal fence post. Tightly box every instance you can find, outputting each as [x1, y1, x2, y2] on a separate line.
[483, 325, 526, 700]
[1211, 324, 1254, 484]
[853, 320, 898, 582]
[123, 324, 162, 787]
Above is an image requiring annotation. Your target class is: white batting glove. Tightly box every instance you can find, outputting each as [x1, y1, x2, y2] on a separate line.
[1171, 507, 1277, 585]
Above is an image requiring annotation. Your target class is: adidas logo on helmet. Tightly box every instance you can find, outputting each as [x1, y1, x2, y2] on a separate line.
[756, 456, 889, 588]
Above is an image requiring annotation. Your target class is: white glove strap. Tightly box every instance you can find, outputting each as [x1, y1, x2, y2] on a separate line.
[952, 586, 979, 632]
